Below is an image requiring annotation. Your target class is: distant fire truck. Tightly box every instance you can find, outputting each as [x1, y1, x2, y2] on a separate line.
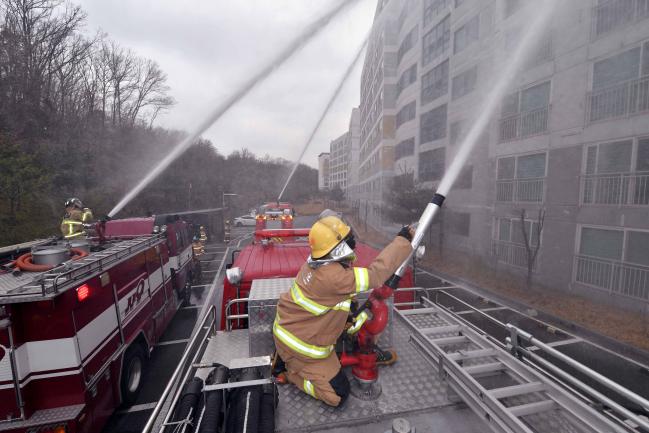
[221, 227, 414, 331]
[255, 202, 295, 230]
[0, 216, 197, 433]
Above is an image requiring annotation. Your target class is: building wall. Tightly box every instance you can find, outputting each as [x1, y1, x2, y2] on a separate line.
[343, 0, 649, 311]
[329, 132, 349, 190]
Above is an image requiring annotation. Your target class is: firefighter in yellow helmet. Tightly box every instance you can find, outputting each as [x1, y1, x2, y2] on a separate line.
[60, 198, 94, 239]
[272, 210, 414, 407]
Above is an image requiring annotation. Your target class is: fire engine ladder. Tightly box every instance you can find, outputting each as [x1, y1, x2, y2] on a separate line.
[396, 298, 634, 433]
[19, 236, 165, 296]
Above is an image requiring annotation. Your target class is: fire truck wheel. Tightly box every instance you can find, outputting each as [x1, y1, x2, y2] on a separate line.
[121, 344, 147, 405]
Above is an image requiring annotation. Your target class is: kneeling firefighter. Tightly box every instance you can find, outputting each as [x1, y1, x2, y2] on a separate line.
[272, 211, 414, 407]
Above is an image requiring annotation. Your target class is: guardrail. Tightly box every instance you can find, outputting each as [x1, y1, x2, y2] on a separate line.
[142, 304, 218, 433]
[225, 297, 249, 330]
[496, 177, 545, 202]
[491, 240, 535, 270]
[587, 75, 649, 122]
[574, 255, 649, 301]
[499, 106, 549, 142]
[581, 172, 649, 205]
[591, 0, 649, 38]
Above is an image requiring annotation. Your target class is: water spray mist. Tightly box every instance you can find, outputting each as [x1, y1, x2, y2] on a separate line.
[108, 0, 363, 217]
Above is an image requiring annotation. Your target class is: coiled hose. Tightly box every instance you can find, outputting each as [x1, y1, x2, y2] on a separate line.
[226, 369, 262, 433]
[167, 377, 204, 433]
[196, 365, 229, 433]
[14, 248, 88, 272]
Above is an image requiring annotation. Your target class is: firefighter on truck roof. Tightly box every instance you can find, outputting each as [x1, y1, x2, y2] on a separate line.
[272, 211, 414, 407]
[60, 197, 94, 239]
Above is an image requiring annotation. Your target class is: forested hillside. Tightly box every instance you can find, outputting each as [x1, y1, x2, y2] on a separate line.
[0, 0, 317, 245]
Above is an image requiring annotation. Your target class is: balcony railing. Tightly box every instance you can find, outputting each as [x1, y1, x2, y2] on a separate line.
[496, 177, 545, 202]
[492, 240, 536, 270]
[586, 76, 649, 123]
[581, 172, 649, 205]
[592, 0, 649, 38]
[499, 106, 549, 142]
[574, 255, 649, 301]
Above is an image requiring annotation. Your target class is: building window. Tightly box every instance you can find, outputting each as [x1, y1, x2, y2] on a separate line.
[452, 65, 478, 100]
[447, 211, 470, 236]
[496, 153, 546, 202]
[422, 15, 450, 66]
[575, 226, 649, 300]
[454, 14, 479, 54]
[587, 43, 649, 122]
[423, 0, 450, 27]
[592, 0, 649, 38]
[449, 120, 464, 145]
[420, 104, 447, 143]
[398, 0, 414, 31]
[582, 137, 649, 205]
[505, 28, 553, 68]
[499, 81, 550, 142]
[504, 0, 522, 18]
[396, 138, 416, 160]
[398, 25, 419, 64]
[396, 101, 417, 128]
[421, 59, 449, 104]
[493, 215, 541, 269]
[397, 63, 418, 96]
[419, 147, 446, 181]
[454, 165, 473, 189]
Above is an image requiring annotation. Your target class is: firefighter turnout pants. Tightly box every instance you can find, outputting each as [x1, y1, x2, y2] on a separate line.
[275, 339, 350, 407]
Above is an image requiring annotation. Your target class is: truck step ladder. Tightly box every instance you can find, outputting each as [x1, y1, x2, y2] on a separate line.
[396, 298, 629, 433]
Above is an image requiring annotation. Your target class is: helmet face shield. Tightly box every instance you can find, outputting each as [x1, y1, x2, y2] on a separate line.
[328, 239, 355, 261]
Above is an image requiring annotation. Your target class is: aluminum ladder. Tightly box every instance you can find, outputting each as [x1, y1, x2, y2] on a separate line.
[395, 297, 630, 433]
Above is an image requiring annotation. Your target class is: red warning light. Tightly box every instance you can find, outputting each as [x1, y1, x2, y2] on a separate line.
[76, 284, 90, 302]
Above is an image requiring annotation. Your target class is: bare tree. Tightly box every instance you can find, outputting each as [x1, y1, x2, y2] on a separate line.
[520, 208, 546, 288]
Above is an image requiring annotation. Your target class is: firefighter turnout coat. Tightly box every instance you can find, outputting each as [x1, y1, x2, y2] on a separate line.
[60, 208, 93, 239]
[273, 236, 412, 406]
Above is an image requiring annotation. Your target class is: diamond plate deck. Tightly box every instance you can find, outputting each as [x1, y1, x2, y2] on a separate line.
[196, 310, 488, 432]
[0, 404, 84, 431]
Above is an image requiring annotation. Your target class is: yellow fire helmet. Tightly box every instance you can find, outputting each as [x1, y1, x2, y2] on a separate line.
[309, 214, 351, 259]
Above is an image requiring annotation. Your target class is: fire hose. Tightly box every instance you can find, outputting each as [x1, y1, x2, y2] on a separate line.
[13, 248, 89, 273]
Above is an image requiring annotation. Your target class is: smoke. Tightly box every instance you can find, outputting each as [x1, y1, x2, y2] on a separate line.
[277, 36, 369, 202]
[108, 0, 363, 217]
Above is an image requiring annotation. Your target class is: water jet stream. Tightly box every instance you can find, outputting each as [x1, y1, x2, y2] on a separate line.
[108, 0, 362, 217]
[393, 0, 560, 280]
[277, 36, 369, 202]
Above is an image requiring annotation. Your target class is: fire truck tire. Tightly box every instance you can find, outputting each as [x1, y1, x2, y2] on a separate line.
[120, 344, 147, 405]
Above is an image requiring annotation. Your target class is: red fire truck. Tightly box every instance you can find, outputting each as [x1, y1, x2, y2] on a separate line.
[255, 202, 295, 230]
[221, 227, 414, 331]
[0, 216, 196, 433]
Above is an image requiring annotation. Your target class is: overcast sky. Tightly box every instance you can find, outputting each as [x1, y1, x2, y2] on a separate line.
[77, 0, 375, 168]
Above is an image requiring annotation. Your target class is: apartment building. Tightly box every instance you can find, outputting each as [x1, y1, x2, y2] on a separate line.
[356, 0, 400, 226]
[318, 152, 330, 191]
[329, 132, 349, 190]
[349, 0, 649, 311]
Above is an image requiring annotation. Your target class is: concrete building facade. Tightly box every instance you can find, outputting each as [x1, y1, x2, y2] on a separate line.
[329, 132, 349, 190]
[317, 152, 330, 191]
[345, 0, 649, 311]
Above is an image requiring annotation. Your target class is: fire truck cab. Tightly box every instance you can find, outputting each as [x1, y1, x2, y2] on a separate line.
[0, 216, 196, 433]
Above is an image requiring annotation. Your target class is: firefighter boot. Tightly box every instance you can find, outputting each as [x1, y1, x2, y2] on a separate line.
[272, 351, 288, 384]
[375, 347, 398, 366]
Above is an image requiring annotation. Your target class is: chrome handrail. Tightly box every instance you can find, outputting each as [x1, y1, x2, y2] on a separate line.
[141, 304, 217, 433]
[225, 297, 249, 330]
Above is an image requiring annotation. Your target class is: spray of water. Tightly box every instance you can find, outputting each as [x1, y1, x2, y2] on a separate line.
[436, 0, 558, 197]
[108, 0, 363, 217]
[277, 37, 369, 202]
[396, 0, 560, 277]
